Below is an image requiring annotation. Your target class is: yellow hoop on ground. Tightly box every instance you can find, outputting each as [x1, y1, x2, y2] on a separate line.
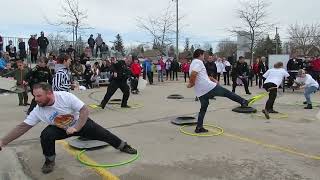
[248, 92, 269, 106]
[179, 124, 224, 137]
[88, 102, 143, 110]
[110, 102, 144, 109]
[89, 104, 100, 109]
[252, 112, 289, 119]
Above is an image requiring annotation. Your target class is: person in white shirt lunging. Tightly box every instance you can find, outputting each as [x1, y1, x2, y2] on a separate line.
[0, 83, 137, 174]
[187, 49, 250, 133]
[294, 69, 319, 109]
[262, 62, 290, 119]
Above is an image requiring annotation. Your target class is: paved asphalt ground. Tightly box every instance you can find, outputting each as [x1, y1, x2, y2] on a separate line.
[0, 79, 320, 180]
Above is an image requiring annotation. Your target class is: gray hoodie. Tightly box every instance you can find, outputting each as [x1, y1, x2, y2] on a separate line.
[95, 35, 103, 46]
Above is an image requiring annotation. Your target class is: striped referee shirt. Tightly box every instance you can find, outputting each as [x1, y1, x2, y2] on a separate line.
[52, 67, 71, 92]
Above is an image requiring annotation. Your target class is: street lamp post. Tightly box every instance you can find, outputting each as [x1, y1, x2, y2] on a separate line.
[174, 0, 179, 60]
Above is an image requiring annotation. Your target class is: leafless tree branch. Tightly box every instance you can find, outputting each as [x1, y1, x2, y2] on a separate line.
[231, 0, 273, 64]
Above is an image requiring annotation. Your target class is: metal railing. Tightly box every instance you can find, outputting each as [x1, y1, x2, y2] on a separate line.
[1, 36, 84, 57]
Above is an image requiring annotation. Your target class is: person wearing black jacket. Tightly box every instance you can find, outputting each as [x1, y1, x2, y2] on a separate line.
[258, 57, 268, 88]
[171, 59, 180, 81]
[87, 34, 95, 57]
[287, 57, 303, 86]
[231, 56, 251, 94]
[26, 56, 52, 114]
[99, 59, 131, 109]
[37, 31, 49, 57]
[83, 64, 94, 89]
[6, 40, 16, 58]
[205, 56, 217, 79]
[18, 38, 27, 60]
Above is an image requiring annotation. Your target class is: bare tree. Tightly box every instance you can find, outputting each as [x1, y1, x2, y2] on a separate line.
[216, 39, 237, 57]
[45, 0, 91, 48]
[47, 33, 68, 55]
[287, 23, 320, 56]
[136, 3, 183, 54]
[233, 0, 273, 65]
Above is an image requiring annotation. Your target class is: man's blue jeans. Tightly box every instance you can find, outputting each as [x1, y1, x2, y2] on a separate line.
[197, 85, 245, 128]
[304, 86, 318, 104]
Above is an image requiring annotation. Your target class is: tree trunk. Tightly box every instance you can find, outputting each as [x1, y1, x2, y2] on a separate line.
[250, 30, 255, 66]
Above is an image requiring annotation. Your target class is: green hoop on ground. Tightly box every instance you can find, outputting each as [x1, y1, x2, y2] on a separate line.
[179, 124, 224, 137]
[77, 150, 139, 168]
[252, 112, 289, 119]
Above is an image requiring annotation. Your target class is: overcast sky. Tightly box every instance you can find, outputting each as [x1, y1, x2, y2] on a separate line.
[0, 0, 319, 49]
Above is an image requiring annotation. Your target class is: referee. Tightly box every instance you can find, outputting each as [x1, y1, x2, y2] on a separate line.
[52, 54, 74, 92]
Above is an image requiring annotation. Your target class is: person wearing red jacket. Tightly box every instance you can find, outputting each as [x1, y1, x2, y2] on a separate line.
[310, 57, 320, 87]
[252, 58, 260, 86]
[28, 35, 38, 63]
[156, 58, 165, 82]
[130, 57, 141, 94]
[181, 59, 190, 82]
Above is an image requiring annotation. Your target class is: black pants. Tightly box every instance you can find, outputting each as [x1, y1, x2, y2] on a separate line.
[31, 53, 38, 63]
[263, 82, 277, 111]
[249, 77, 253, 87]
[40, 119, 124, 158]
[100, 80, 130, 108]
[197, 85, 245, 128]
[130, 75, 139, 91]
[258, 74, 265, 88]
[172, 71, 178, 80]
[143, 71, 153, 84]
[166, 70, 172, 80]
[288, 72, 297, 87]
[90, 46, 94, 57]
[84, 77, 93, 89]
[18, 91, 28, 105]
[223, 72, 230, 85]
[217, 73, 221, 82]
[96, 46, 102, 58]
[39, 48, 47, 57]
[232, 77, 250, 94]
[184, 72, 189, 82]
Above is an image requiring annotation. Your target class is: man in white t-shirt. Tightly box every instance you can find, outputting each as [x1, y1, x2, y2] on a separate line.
[0, 83, 137, 174]
[262, 62, 290, 119]
[187, 49, 249, 133]
[295, 69, 319, 109]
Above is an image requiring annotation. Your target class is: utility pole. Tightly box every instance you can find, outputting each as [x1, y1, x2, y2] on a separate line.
[175, 0, 179, 60]
[275, 27, 278, 54]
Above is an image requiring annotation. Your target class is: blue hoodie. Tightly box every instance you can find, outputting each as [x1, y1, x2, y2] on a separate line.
[0, 58, 7, 70]
[143, 60, 152, 72]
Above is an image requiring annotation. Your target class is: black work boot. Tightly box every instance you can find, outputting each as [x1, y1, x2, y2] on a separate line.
[41, 159, 55, 174]
[304, 104, 312, 109]
[262, 109, 270, 119]
[121, 105, 131, 108]
[120, 144, 137, 154]
[268, 109, 279, 113]
[98, 103, 105, 109]
[241, 100, 249, 107]
[194, 127, 209, 133]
